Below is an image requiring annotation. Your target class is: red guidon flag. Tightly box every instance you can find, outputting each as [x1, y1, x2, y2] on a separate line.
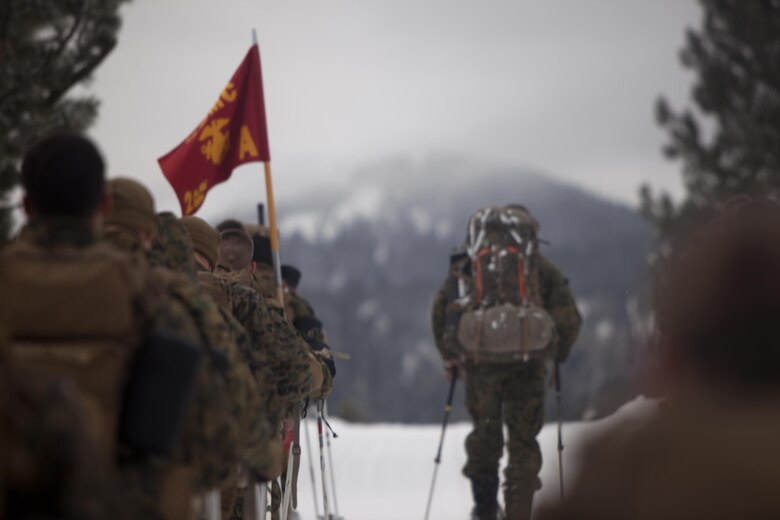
[158, 45, 271, 216]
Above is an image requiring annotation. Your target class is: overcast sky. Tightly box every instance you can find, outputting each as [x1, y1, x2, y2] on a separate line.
[86, 0, 701, 219]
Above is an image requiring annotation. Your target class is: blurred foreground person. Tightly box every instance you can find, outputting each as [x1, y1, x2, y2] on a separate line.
[432, 205, 581, 520]
[150, 214, 265, 519]
[0, 134, 201, 519]
[540, 199, 780, 520]
[0, 306, 125, 519]
[104, 178, 260, 515]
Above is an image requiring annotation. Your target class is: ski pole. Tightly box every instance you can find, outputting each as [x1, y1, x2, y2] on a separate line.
[203, 488, 221, 520]
[280, 443, 294, 520]
[255, 482, 268, 520]
[324, 401, 340, 519]
[317, 400, 330, 520]
[555, 362, 565, 503]
[243, 481, 267, 520]
[303, 405, 321, 518]
[423, 365, 459, 520]
[281, 402, 304, 520]
[280, 420, 296, 520]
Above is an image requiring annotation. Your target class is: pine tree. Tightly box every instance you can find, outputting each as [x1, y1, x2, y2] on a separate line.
[641, 0, 780, 255]
[0, 0, 129, 240]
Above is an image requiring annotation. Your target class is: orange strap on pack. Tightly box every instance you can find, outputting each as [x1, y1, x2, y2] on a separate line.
[473, 248, 491, 305]
[505, 246, 527, 302]
[518, 263, 527, 301]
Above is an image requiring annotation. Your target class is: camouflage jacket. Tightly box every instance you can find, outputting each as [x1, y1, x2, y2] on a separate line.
[100, 227, 202, 335]
[252, 265, 318, 328]
[146, 214, 270, 484]
[284, 286, 324, 338]
[217, 266, 333, 399]
[252, 264, 278, 300]
[432, 254, 582, 362]
[105, 227, 253, 491]
[286, 288, 315, 321]
[198, 270, 319, 422]
[4, 218, 201, 377]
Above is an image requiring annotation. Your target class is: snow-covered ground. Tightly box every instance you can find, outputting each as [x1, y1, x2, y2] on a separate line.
[291, 398, 658, 520]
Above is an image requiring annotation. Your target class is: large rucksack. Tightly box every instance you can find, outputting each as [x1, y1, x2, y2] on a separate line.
[455, 206, 555, 362]
[0, 241, 141, 457]
[1, 241, 200, 458]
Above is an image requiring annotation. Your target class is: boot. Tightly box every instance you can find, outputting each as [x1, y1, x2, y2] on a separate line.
[504, 483, 535, 520]
[470, 477, 500, 520]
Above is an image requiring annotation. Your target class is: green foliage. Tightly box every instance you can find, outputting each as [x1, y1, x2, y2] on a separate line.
[642, 0, 780, 253]
[0, 0, 129, 239]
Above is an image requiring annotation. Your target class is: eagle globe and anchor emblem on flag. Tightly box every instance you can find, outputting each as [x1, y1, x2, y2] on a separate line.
[158, 44, 271, 216]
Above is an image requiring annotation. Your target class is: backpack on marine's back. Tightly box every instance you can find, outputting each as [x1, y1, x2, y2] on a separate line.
[456, 205, 555, 362]
[1, 240, 201, 458]
[0, 240, 141, 456]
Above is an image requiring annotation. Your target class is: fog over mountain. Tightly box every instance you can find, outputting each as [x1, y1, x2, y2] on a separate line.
[221, 155, 652, 423]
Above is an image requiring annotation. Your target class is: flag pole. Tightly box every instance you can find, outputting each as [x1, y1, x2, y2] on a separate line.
[252, 31, 297, 520]
[252, 29, 285, 306]
[264, 161, 285, 306]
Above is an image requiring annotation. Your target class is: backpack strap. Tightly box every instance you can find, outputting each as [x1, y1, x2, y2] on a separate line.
[505, 245, 528, 303]
[473, 248, 492, 306]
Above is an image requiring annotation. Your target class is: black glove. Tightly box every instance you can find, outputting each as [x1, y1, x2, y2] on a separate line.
[293, 315, 323, 338]
[299, 333, 337, 378]
[321, 355, 336, 379]
[309, 339, 336, 378]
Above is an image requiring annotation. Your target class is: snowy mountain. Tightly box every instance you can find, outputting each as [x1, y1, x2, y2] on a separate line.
[223, 154, 653, 423]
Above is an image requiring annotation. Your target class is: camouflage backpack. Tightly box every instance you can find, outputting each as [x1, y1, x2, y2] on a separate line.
[1, 240, 201, 460]
[456, 205, 555, 362]
[0, 241, 141, 457]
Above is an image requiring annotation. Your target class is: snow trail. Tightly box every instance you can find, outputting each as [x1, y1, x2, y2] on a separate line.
[293, 398, 657, 520]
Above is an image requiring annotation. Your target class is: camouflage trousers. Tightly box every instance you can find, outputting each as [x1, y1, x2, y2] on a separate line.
[463, 359, 546, 492]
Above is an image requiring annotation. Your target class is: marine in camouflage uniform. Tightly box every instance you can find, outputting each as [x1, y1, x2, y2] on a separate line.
[432, 242, 581, 520]
[216, 222, 334, 404]
[281, 264, 324, 340]
[217, 222, 324, 339]
[218, 227, 335, 519]
[180, 216, 334, 519]
[150, 213, 272, 518]
[98, 181, 219, 520]
[103, 179, 257, 497]
[2, 135, 202, 520]
[150, 213, 266, 465]
[241, 262, 325, 342]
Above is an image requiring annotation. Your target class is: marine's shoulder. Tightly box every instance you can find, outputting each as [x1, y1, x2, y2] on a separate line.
[152, 265, 202, 296]
[3, 234, 143, 278]
[536, 254, 567, 282]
